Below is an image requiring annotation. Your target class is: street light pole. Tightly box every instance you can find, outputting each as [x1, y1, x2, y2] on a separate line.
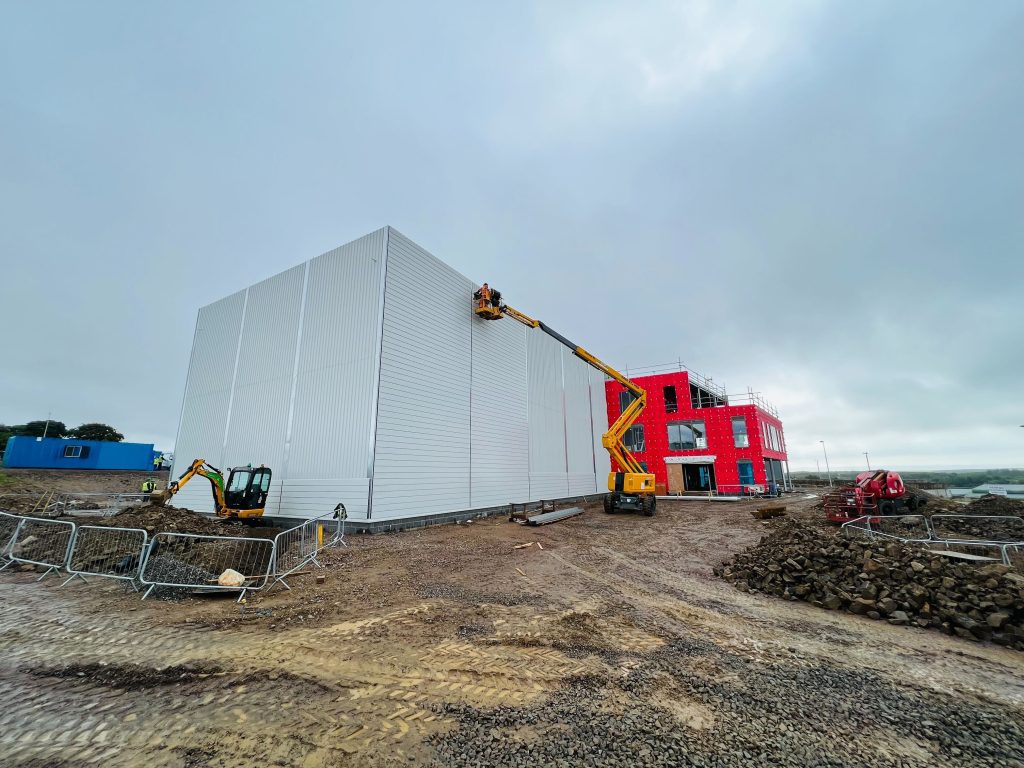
[863, 452, 871, 471]
[820, 440, 833, 487]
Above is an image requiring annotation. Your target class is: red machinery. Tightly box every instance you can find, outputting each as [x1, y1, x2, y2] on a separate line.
[823, 469, 928, 523]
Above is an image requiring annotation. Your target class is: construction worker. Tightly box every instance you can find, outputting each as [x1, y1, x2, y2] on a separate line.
[153, 454, 163, 471]
[474, 282, 492, 311]
[141, 478, 157, 496]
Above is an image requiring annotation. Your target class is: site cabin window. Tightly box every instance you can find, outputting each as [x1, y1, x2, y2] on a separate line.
[63, 445, 83, 458]
[623, 424, 645, 453]
[663, 385, 678, 414]
[667, 420, 707, 451]
[619, 390, 638, 414]
[737, 460, 755, 486]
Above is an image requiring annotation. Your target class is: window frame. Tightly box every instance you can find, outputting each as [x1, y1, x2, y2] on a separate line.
[667, 420, 707, 451]
[63, 445, 83, 458]
[623, 424, 645, 453]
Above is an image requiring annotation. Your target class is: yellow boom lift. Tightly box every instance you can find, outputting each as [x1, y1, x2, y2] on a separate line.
[474, 286, 657, 515]
[150, 458, 272, 519]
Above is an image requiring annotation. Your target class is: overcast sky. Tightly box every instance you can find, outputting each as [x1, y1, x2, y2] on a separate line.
[2, 1, 1021, 471]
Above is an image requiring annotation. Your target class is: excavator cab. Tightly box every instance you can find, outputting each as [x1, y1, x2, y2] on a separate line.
[223, 466, 272, 517]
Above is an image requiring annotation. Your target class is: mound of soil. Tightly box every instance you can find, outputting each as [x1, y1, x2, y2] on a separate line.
[83, 505, 260, 537]
[967, 494, 1024, 517]
[715, 520, 1024, 650]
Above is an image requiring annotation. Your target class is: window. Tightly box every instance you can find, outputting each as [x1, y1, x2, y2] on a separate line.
[619, 390, 638, 414]
[623, 424, 645, 452]
[663, 385, 678, 414]
[737, 460, 755, 486]
[731, 416, 748, 448]
[667, 420, 706, 450]
[63, 445, 83, 458]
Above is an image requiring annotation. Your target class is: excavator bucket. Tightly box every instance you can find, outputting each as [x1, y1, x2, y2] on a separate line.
[149, 490, 169, 507]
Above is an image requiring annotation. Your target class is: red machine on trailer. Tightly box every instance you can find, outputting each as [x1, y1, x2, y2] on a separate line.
[823, 469, 928, 523]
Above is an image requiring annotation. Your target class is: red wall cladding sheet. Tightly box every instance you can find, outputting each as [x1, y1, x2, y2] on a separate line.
[605, 371, 787, 492]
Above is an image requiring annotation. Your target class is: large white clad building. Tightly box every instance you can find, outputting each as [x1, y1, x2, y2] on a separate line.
[170, 227, 610, 524]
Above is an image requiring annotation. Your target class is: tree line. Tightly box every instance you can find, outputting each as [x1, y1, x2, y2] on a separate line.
[0, 420, 125, 445]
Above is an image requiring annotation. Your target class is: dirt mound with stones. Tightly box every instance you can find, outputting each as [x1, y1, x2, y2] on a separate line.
[967, 493, 1024, 516]
[715, 520, 1024, 650]
[79, 505, 273, 537]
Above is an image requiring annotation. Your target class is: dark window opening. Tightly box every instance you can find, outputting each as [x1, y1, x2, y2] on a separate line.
[663, 385, 678, 414]
[619, 390, 638, 414]
[623, 424, 645, 453]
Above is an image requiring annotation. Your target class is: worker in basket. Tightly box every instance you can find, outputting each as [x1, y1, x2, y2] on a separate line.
[474, 282, 493, 310]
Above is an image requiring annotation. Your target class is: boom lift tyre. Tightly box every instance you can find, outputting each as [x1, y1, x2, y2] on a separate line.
[473, 286, 657, 516]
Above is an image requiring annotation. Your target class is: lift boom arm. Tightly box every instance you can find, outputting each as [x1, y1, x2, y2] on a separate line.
[496, 304, 653, 485]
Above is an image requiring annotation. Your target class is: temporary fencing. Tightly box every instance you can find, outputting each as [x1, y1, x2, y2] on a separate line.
[139, 532, 276, 601]
[842, 514, 1024, 565]
[5, 517, 76, 580]
[0, 511, 24, 566]
[929, 515, 1024, 546]
[63, 525, 149, 588]
[270, 508, 346, 591]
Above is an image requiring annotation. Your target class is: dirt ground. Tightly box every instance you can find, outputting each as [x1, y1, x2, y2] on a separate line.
[1, 491, 1023, 767]
[0, 468, 166, 513]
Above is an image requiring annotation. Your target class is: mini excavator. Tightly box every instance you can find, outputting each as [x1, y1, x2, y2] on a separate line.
[473, 284, 657, 515]
[150, 458, 272, 519]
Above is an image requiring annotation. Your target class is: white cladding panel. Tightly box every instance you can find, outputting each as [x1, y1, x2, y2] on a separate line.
[470, 310, 531, 507]
[370, 230, 473, 519]
[171, 290, 246, 514]
[287, 231, 385, 492]
[222, 265, 306, 516]
[590, 370, 612, 485]
[527, 330, 569, 498]
[563, 347, 598, 495]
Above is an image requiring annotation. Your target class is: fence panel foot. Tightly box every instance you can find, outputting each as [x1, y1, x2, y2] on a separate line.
[60, 573, 88, 587]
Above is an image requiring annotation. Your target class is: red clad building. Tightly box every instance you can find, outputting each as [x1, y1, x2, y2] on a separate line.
[604, 365, 788, 495]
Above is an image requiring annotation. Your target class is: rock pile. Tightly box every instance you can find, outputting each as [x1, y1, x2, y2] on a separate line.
[714, 521, 1024, 650]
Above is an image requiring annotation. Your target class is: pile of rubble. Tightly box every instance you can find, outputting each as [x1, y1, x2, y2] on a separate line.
[715, 521, 1024, 649]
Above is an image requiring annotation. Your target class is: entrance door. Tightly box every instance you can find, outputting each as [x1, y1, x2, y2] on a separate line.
[667, 463, 683, 494]
[682, 463, 716, 493]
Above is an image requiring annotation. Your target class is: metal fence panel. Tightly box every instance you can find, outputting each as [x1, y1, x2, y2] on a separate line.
[63, 526, 149, 586]
[270, 509, 345, 591]
[1003, 544, 1024, 570]
[930, 515, 1024, 545]
[5, 517, 76, 580]
[871, 514, 933, 542]
[140, 532, 276, 601]
[0, 512, 25, 568]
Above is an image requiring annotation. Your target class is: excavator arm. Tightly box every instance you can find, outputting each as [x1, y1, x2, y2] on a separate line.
[478, 298, 656, 501]
[151, 458, 227, 511]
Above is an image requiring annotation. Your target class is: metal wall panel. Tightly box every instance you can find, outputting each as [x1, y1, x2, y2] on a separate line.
[221, 264, 305, 514]
[172, 227, 606, 522]
[590, 369, 612, 486]
[470, 309, 531, 508]
[527, 329, 569, 498]
[563, 348, 598, 495]
[370, 229, 473, 519]
[170, 290, 246, 513]
[287, 231, 386, 503]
